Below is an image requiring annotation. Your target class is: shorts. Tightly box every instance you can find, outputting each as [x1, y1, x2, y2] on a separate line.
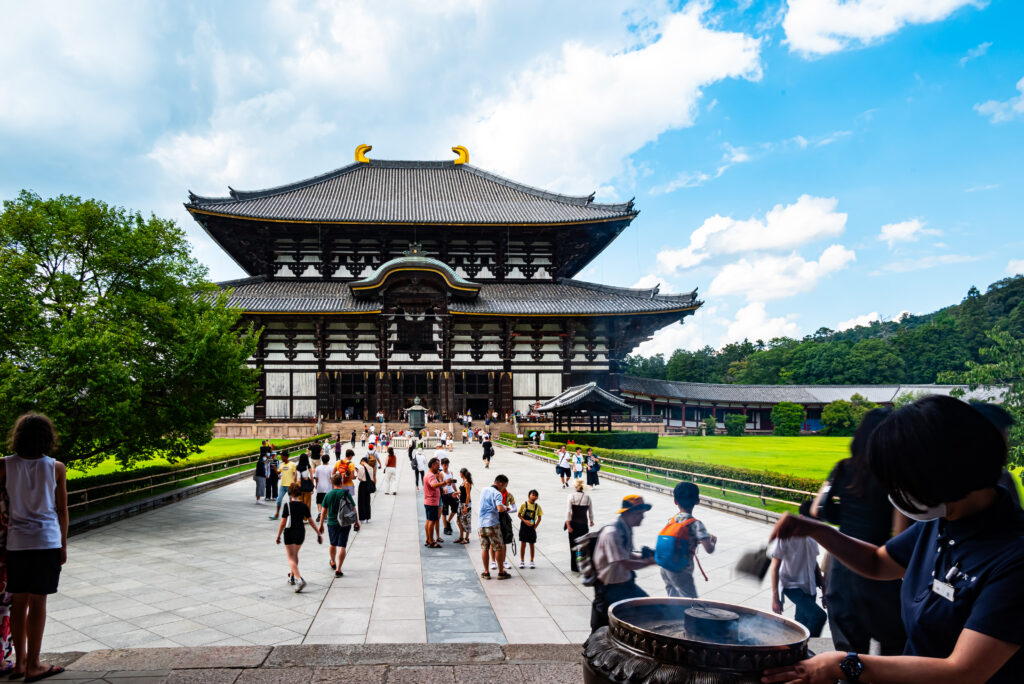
[425, 504, 440, 521]
[328, 525, 352, 548]
[479, 524, 503, 550]
[442, 493, 459, 516]
[277, 486, 289, 505]
[519, 523, 537, 544]
[556, 466, 569, 477]
[283, 527, 305, 546]
[316, 492, 327, 505]
[6, 548, 62, 595]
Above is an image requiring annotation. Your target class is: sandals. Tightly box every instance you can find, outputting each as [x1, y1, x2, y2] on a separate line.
[25, 666, 65, 683]
[480, 571, 492, 579]
[497, 572, 512, 580]
[426, 542, 441, 548]
[330, 561, 336, 569]
[334, 570, 343, 578]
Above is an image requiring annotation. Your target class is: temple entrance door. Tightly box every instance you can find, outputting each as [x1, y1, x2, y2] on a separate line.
[466, 398, 489, 419]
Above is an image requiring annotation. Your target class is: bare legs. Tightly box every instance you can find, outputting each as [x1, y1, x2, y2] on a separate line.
[330, 544, 347, 571]
[285, 544, 301, 581]
[10, 593, 55, 679]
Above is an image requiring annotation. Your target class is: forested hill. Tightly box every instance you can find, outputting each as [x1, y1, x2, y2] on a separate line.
[624, 275, 1024, 385]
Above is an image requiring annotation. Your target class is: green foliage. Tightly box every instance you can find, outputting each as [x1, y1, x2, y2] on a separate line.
[893, 389, 932, 409]
[724, 414, 746, 436]
[940, 329, 1024, 467]
[544, 431, 658, 449]
[623, 276, 1024, 386]
[537, 441, 822, 503]
[848, 393, 880, 427]
[821, 400, 854, 435]
[771, 402, 805, 436]
[0, 191, 260, 469]
[703, 415, 717, 435]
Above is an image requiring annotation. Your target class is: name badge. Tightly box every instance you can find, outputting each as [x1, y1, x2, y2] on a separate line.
[932, 579, 955, 602]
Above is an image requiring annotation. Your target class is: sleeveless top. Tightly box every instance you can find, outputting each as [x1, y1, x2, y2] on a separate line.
[5, 455, 62, 550]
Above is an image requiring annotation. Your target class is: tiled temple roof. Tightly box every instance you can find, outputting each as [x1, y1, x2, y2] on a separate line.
[537, 382, 629, 413]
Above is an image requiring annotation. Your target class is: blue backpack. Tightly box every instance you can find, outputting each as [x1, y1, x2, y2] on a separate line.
[654, 516, 695, 572]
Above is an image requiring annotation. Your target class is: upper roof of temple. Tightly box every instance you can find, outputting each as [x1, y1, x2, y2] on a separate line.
[186, 158, 636, 226]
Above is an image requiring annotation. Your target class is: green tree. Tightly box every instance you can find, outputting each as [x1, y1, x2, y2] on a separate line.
[893, 389, 931, 409]
[821, 400, 854, 435]
[940, 329, 1024, 467]
[848, 393, 880, 427]
[0, 191, 259, 468]
[703, 414, 717, 436]
[724, 413, 746, 436]
[622, 353, 667, 379]
[770, 402, 805, 436]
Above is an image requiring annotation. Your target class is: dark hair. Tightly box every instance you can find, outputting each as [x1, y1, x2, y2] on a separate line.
[494, 474, 509, 485]
[971, 401, 1015, 434]
[868, 395, 1007, 511]
[441, 457, 450, 465]
[345, 448, 355, 458]
[528, 489, 539, 498]
[321, 454, 330, 464]
[798, 500, 813, 517]
[844, 407, 892, 497]
[332, 472, 343, 486]
[427, 457, 439, 469]
[288, 482, 302, 497]
[8, 413, 58, 459]
[297, 453, 310, 472]
[673, 482, 699, 510]
[460, 467, 473, 485]
[388, 447, 395, 457]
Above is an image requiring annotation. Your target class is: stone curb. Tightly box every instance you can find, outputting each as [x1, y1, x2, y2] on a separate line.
[506, 447, 781, 526]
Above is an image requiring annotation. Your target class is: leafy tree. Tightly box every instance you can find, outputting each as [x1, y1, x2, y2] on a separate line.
[844, 339, 905, 384]
[703, 414, 717, 436]
[0, 191, 259, 468]
[724, 413, 746, 436]
[848, 393, 880, 427]
[622, 353, 667, 379]
[770, 402, 805, 436]
[894, 389, 931, 409]
[940, 329, 1024, 467]
[821, 400, 854, 435]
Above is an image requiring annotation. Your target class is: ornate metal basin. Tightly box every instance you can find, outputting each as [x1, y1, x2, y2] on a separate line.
[583, 597, 809, 684]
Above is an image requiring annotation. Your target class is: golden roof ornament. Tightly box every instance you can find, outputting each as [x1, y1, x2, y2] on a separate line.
[452, 145, 469, 164]
[355, 144, 372, 163]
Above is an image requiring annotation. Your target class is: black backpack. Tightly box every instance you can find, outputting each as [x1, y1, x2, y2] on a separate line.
[499, 510, 515, 545]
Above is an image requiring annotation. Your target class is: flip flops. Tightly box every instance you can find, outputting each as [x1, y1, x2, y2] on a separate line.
[25, 666, 65, 683]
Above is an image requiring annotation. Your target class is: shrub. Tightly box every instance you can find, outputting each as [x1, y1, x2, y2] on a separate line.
[724, 414, 746, 436]
[536, 441, 821, 502]
[849, 393, 880, 428]
[821, 400, 854, 435]
[544, 431, 658, 449]
[771, 402, 805, 436]
[703, 415, 717, 436]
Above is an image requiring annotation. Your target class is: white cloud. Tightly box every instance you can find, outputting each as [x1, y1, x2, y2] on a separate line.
[657, 195, 847, 272]
[461, 4, 763, 192]
[836, 311, 880, 331]
[975, 77, 1024, 123]
[965, 183, 1000, 193]
[783, 0, 981, 58]
[724, 302, 800, 343]
[630, 274, 676, 294]
[633, 319, 705, 356]
[877, 218, 940, 247]
[650, 142, 753, 193]
[1007, 259, 1024, 276]
[816, 130, 852, 146]
[872, 254, 979, 274]
[960, 41, 992, 66]
[708, 244, 856, 301]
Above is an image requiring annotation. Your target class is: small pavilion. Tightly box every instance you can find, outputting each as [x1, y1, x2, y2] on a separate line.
[536, 382, 629, 432]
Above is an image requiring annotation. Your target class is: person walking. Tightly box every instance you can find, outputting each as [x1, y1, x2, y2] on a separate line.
[414, 443, 428, 491]
[275, 483, 322, 593]
[313, 453, 333, 518]
[556, 446, 572, 488]
[270, 453, 297, 520]
[585, 448, 600, 488]
[295, 451, 315, 509]
[356, 456, 374, 523]
[770, 503, 827, 637]
[478, 474, 510, 579]
[572, 447, 585, 482]
[655, 482, 716, 598]
[423, 457, 444, 547]
[3, 413, 68, 682]
[254, 450, 268, 504]
[590, 495, 657, 631]
[318, 473, 357, 577]
[518, 490, 543, 569]
[381, 446, 398, 495]
[266, 451, 280, 501]
[566, 479, 595, 572]
[360, 428, 367, 447]
[349, 429, 356, 448]
[455, 468, 473, 544]
[482, 434, 493, 469]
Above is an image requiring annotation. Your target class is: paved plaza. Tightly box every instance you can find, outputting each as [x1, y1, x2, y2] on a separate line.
[45, 441, 798, 652]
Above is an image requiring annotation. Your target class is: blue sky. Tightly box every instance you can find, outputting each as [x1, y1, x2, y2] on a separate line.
[1, 0, 1021, 355]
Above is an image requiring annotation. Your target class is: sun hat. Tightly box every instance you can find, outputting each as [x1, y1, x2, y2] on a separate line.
[618, 494, 653, 515]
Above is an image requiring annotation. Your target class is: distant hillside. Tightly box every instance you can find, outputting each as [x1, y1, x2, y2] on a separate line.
[624, 275, 1024, 385]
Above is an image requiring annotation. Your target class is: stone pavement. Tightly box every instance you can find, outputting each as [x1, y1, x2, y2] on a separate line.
[45, 440, 808, 652]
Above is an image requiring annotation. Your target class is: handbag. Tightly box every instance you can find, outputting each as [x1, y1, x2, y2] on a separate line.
[299, 469, 314, 493]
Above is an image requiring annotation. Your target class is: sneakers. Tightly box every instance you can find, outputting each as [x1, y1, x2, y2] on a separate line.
[269, 514, 279, 520]
[519, 561, 525, 569]
[444, 525, 453, 536]
[529, 561, 536, 569]
[288, 574, 296, 586]
[503, 560, 512, 570]
[490, 560, 497, 570]
[295, 578, 306, 593]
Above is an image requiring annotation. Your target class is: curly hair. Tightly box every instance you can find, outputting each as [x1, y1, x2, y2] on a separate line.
[8, 412, 57, 459]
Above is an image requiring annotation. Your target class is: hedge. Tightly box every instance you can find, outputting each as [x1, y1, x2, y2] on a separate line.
[67, 434, 329, 492]
[536, 441, 820, 503]
[543, 431, 659, 450]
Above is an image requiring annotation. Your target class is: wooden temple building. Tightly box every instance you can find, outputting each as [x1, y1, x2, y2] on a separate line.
[187, 146, 700, 422]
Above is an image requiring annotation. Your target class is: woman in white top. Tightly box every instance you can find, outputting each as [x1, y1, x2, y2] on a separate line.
[414, 445, 428, 491]
[566, 479, 595, 573]
[2, 412, 68, 682]
[313, 454, 334, 518]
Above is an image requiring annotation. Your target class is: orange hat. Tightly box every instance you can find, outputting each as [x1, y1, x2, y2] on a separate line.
[618, 494, 652, 515]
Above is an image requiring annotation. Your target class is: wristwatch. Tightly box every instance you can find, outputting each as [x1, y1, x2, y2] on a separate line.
[839, 652, 863, 682]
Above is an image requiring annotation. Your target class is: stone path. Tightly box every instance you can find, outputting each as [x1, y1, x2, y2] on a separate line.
[45, 440, 807, 652]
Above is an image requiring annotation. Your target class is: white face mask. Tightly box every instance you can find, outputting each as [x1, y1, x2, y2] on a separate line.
[888, 493, 947, 521]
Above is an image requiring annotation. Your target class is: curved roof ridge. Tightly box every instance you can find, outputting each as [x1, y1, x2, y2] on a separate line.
[558, 277, 697, 302]
[459, 164, 635, 213]
[188, 163, 364, 204]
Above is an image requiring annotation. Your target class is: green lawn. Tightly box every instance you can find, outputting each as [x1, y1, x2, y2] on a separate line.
[67, 438, 288, 480]
[625, 435, 850, 480]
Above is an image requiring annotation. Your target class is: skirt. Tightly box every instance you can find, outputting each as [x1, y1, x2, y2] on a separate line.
[458, 505, 472, 533]
[519, 523, 537, 544]
[358, 481, 372, 521]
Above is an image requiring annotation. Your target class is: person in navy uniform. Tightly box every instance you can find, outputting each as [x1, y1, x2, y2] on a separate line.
[762, 395, 1024, 684]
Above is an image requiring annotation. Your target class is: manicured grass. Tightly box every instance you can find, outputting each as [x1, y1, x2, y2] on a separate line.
[67, 438, 293, 480]
[624, 435, 851, 480]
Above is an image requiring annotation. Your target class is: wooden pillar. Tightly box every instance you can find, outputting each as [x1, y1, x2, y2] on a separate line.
[681, 401, 687, 430]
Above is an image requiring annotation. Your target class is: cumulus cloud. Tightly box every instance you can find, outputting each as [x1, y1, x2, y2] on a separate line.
[877, 218, 940, 247]
[836, 311, 880, 331]
[657, 195, 847, 273]
[1007, 259, 1024, 276]
[708, 244, 856, 301]
[872, 254, 978, 274]
[783, 0, 981, 58]
[633, 319, 705, 356]
[724, 302, 800, 344]
[630, 274, 675, 293]
[975, 77, 1024, 123]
